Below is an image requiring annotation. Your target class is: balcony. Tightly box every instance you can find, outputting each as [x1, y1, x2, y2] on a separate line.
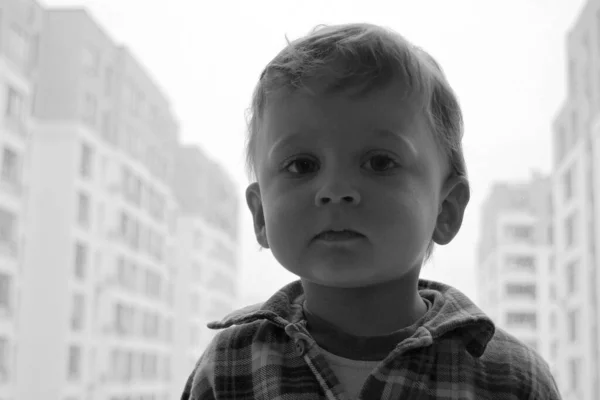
[0, 240, 18, 259]
[0, 179, 23, 198]
[3, 116, 28, 139]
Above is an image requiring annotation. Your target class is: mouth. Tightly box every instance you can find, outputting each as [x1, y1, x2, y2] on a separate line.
[314, 229, 365, 241]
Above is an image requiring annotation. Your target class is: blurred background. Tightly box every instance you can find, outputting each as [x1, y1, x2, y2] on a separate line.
[0, 0, 595, 398]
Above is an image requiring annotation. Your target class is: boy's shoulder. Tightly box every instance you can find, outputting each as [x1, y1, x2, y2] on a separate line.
[182, 280, 562, 400]
[481, 323, 558, 386]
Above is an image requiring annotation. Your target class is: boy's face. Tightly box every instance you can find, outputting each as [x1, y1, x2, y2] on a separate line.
[246, 79, 469, 289]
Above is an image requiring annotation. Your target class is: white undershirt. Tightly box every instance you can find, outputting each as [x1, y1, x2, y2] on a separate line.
[320, 347, 382, 399]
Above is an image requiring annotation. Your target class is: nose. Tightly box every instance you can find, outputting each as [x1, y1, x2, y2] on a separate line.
[315, 178, 361, 207]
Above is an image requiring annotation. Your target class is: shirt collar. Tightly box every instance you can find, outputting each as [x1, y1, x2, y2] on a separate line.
[208, 279, 495, 358]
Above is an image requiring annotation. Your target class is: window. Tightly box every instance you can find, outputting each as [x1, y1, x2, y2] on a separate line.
[139, 225, 149, 254]
[565, 212, 578, 249]
[563, 165, 574, 200]
[142, 353, 158, 379]
[569, 59, 577, 95]
[67, 345, 82, 381]
[569, 358, 580, 390]
[0, 337, 8, 382]
[194, 232, 203, 250]
[131, 219, 140, 250]
[0, 274, 11, 312]
[566, 260, 578, 295]
[115, 303, 128, 335]
[555, 125, 566, 163]
[29, 33, 39, 69]
[504, 224, 534, 242]
[112, 349, 133, 382]
[142, 312, 159, 339]
[126, 128, 139, 157]
[505, 255, 536, 272]
[0, 208, 16, 244]
[123, 351, 133, 382]
[505, 283, 536, 299]
[117, 256, 126, 287]
[164, 318, 172, 342]
[551, 340, 558, 359]
[77, 192, 91, 228]
[163, 354, 171, 381]
[571, 109, 579, 140]
[132, 176, 142, 206]
[550, 311, 557, 330]
[191, 261, 202, 283]
[567, 309, 579, 342]
[115, 303, 137, 336]
[83, 93, 97, 126]
[119, 212, 140, 250]
[154, 235, 164, 261]
[5, 86, 25, 124]
[101, 111, 114, 142]
[1, 147, 20, 185]
[80, 143, 93, 179]
[7, 25, 30, 68]
[549, 284, 557, 301]
[506, 312, 537, 329]
[105, 67, 113, 95]
[144, 270, 161, 299]
[71, 293, 85, 331]
[120, 211, 129, 238]
[74, 242, 88, 280]
[82, 47, 99, 75]
[121, 166, 131, 197]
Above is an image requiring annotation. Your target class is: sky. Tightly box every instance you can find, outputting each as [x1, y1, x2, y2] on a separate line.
[43, 0, 587, 307]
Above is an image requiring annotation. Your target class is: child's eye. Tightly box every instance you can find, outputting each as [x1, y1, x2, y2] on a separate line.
[283, 158, 319, 175]
[363, 154, 399, 172]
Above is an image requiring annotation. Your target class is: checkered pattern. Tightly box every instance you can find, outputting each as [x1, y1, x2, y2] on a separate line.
[180, 279, 562, 399]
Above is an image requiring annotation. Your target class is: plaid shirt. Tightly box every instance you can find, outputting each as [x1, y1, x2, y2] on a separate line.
[181, 279, 561, 399]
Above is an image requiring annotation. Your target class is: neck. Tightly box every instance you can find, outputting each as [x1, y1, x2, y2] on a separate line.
[302, 267, 427, 337]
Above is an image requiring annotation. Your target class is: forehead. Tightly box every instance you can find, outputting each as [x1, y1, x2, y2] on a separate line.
[259, 79, 433, 150]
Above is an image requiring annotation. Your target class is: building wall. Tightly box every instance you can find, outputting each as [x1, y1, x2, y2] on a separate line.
[18, 7, 181, 400]
[551, 1, 600, 398]
[476, 175, 558, 378]
[0, 0, 43, 398]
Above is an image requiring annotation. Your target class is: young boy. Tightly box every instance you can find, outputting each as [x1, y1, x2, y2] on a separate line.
[181, 23, 561, 399]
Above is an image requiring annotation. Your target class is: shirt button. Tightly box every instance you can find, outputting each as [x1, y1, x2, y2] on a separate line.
[295, 339, 307, 356]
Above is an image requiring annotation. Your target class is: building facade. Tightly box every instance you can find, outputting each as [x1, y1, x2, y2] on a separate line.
[476, 173, 558, 378]
[0, 0, 43, 398]
[17, 8, 181, 400]
[171, 145, 240, 398]
[550, 1, 600, 398]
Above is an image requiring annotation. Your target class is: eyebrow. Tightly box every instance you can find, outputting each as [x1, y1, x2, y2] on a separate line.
[268, 128, 417, 158]
[372, 129, 418, 154]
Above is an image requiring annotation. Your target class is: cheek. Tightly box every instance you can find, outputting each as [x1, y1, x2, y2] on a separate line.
[262, 189, 308, 240]
[371, 187, 437, 243]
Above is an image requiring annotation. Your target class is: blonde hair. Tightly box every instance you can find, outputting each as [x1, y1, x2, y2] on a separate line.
[245, 23, 467, 261]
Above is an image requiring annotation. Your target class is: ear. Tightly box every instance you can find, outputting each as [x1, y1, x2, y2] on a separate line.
[432, 175, 470, 246]
[245, 182, 269, 249]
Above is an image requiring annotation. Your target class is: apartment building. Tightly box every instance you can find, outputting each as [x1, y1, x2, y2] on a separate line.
[17, 9, 179, 400]
[0, 0, 43, 398]
[171, 145, 240, 398]
[476, 173, 558, 377]
[550, 0, 600, 399]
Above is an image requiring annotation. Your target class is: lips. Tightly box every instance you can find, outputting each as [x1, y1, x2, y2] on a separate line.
[315, 230, 364, 241]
